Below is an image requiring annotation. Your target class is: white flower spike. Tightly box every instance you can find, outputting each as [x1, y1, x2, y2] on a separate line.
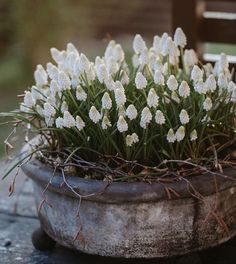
[167, 129, 176, 143]
[167, 75, 178, 91]
[179, 81, 190, 98]
[179, 109, 190, 124]
[24, 91, 35, 108]
[147, 88, 159, 108]
[76, 116, 85, 131]
[133, 34, 146, 54]
[154, 70, 164, 86]
[126, 104, 138, 120]
[140, 107, 152, 129]
[102, 92, 112, 110]
[203, 97, 213, 111]
[176, 126, 185, 142]
[43, 102, 56, 117]
[63, 111, 75, 128]
[89, 106, 101, 123]
[190, 130, 198, 141]
[135, 72, 147, 90]
[76, 86, 87, 101]
[102, 116, 112, 130]
[155, 110, 165, 125]
[174, 28, 187, 48]
[126, 133, 139, 147]
[117, 116, 128, 132]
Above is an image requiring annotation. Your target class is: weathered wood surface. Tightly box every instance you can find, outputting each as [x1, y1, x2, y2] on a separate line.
[1, 166, 236, 263]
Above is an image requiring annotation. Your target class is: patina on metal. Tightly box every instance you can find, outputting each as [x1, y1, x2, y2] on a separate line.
[22, 159, 236, 258]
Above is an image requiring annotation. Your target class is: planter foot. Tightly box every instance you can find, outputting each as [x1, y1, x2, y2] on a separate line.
[32, 227, 56, 251]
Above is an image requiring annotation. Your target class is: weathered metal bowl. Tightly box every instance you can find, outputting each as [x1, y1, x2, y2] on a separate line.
[22, 159, 236, 258]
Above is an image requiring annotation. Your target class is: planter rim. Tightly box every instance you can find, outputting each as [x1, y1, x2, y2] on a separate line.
[22, 158, 236, 203]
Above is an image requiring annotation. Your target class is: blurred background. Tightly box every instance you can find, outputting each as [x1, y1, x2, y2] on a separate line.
[0, 0, 236, 156]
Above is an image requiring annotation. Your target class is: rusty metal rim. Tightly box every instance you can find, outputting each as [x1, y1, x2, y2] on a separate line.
[22, 158, 236, 204]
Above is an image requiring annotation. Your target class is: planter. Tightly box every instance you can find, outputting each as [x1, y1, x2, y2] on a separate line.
[22, 158, 236, 258]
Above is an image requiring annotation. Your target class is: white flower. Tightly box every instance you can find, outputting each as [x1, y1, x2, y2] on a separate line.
[84, 64, 96, 83]
[78, 53, 90, 73]
[231, 88, 236, 103]
[58, 71, 71, 90]
[67, 42, 79, 56]
[47, 63, 59, 81]
[184, 49, 198, 68]
[118, 105, 126, 116]
[97, 63, 107, 83]
[89, 106, 101, 124]
[114, 87, 126, 107]
[194, 80, 207, 94]
[43, 102, 56, 117]
[117, 116, 128, 132]
[153, 35, 161, 54]
[102, 92, 112, 109]
[126, 104, 137, 120]
[162, 62, 169, 76]
[102, 115, 112, 130]
[155, 110, 165, 125]
[63, 111, 75, 128]
[205, 74, 216, 92]
[140, 107, 152, 129]
[106, 57, 119, 75]
[203, 63, 213, 77]
[113, 44, 125, 62]
[24, 91, 35, 108]
[76, 86, 87, 101]
[203, 97, 213, 111]
[161, 36, 172, 57]
[171, 91, 180, 103]
[61, 101, 68, 113]
[154, 70, 164, 85]
[121, 71, 129, 85]
[228, 81, 236, 93]
[167, 128, 176, 143]
[218, 53, 229, 72]
[133, 34, 146, 54]
[64, 52, 77, 73]
[139, 48, 149, 65]
[167, 75, 178, 91]
[135, 72, 147, 89]
[132, 54, 140, 68]
[55, 117, 64, 128]
[160, 33, 169, 56]
[190, 130, 198, 141]
[178, 81, 190, 98]
[179, 109, 189, 124]
[218, 73, 228, 89]
[147, 88, 159, 108]
[45, 116, 54, 127]
[50, 80, 59, 95]
[104, 40, 115, 59]
[31, 86, 43, 101]
[176, 126, 185, 142]
[105, 75, 116, 91]
[75, 115, 85, 131]
[50, 47, 64, 64]
[34, 65, 48, 86]
[174, 27, 187, 47]
[20, 103, 29, 113]
[191, 65, 203, 83]
[126, 133, 139, 147]
[35, 105, 44, 116]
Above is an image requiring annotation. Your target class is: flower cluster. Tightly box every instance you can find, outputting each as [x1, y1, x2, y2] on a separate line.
[16, 28, 236, 165]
